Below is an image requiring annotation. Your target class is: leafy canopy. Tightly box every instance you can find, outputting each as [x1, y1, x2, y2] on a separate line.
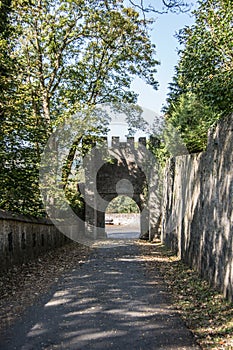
[164, 0, 232, 153]
[0, 0, 159, 215]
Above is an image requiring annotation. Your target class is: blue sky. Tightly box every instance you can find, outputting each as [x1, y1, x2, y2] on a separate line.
[131, 9, 195, 115]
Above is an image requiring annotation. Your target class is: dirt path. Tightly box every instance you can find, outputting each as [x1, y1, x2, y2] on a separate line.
[0, 241, 200, 350]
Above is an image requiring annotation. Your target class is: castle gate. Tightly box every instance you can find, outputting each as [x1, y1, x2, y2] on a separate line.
[83, 136, 160, 240]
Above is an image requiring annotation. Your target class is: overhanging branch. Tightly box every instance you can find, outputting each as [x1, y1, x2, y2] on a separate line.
[128, 0, 192, 14]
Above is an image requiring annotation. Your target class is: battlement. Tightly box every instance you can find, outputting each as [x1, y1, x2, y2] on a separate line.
[82, 135, 160, 150]
[109, 136, 147, 149]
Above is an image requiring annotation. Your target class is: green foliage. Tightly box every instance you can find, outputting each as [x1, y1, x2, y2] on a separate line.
[181, 0, 233, 115]
[0, 0, 159, 216]
[12, 0, 158, 124]
[166, 92, 220, 153]
[165, 0, 232, 153]
[106, 196, 139, 213]
[0, 0, 43, 215]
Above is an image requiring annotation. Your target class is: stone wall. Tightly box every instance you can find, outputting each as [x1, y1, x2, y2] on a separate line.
[161, 114, 233, 301]
[0, 210, 71, 271]
[105, 213, 140, 226]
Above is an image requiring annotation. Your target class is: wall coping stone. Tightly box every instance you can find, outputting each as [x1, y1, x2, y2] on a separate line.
[0, 209, 53, 225]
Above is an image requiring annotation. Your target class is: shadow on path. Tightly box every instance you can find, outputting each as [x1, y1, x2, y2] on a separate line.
[0, 242, 200, 350]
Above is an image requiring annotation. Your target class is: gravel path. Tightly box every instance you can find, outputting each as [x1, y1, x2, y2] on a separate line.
[0, 240, 201, 350]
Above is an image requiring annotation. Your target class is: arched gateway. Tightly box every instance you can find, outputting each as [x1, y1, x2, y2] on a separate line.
[83, 136, 160, 240]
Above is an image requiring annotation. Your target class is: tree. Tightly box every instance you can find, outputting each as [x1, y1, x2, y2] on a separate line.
[165, 92, 220, 153]
[171, 0, 233, 115]
[106, 196, 139, 213]
[0, 0, 159, 215]
[128, 0, 191, 14]
[13, 0, 158, 124]
[0, 1, 42, 214]
[164, 0, 232, 153]
[0, 0, 15, 133]
[0, 0, 50, 215]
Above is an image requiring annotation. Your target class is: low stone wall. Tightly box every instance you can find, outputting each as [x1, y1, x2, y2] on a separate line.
[105, 213, 140, 226]
[0, 210, 71, 271]
[161, 114, 233, 301]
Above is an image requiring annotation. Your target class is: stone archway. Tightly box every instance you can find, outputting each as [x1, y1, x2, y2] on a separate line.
[83, 136, 158, 240]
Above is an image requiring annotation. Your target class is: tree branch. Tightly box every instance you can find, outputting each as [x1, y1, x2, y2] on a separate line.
[128, 0, 192, 14]
[47, 22, 77, 93]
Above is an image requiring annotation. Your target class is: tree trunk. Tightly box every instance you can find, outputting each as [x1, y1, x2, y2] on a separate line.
[42, 91, 51, 125]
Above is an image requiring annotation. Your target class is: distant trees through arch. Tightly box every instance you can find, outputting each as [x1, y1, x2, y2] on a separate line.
[106, 195, 140, 214]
